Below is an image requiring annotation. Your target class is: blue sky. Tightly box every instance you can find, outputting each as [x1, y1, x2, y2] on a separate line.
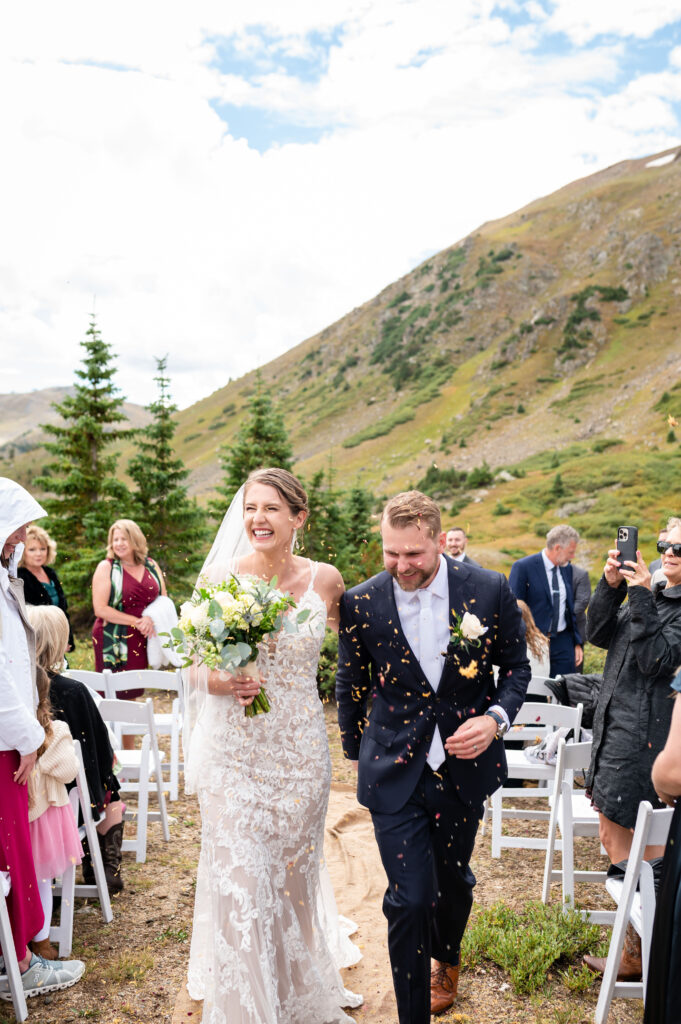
[1, 0, 680, 409]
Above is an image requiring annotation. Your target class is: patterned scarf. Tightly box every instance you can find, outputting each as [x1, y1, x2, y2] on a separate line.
[100, 558, 163, 671]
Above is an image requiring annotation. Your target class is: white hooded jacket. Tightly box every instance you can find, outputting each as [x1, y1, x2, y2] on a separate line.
[0, 477, 48, 754]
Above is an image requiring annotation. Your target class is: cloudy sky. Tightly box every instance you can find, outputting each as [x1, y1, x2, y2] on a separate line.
[2, 1, 681, 409]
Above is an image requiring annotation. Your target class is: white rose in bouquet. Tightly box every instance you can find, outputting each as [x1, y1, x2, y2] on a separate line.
[460, 612, 488, 641]
[189, 600, 211, 631]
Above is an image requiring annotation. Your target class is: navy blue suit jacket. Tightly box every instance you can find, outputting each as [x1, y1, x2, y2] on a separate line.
[336, 556, 531, 814]
[508, 552, 582, 644]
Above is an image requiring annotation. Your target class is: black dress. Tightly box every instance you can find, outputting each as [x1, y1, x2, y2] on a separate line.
[18, 565, 75, 650]
[644, 799, 681, 1023]
[48, 672, 120, 811]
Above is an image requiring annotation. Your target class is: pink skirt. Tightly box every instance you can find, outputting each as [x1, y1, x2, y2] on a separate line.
[29, 805, 83, 881]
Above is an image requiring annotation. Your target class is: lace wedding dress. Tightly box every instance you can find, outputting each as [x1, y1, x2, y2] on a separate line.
[186, 561, 362, 1024]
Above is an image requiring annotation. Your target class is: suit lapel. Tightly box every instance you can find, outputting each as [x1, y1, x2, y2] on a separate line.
[534, 553, 553, 607]
[438, 558, 478, 689]
[375, 573, 426, 689]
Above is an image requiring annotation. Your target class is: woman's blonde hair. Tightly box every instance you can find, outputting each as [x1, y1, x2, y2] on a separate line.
[106, 519, 148, 563]
[18, 524, 57, 567]
[26, 606, 70, 754]
[517, 599, 549, 660]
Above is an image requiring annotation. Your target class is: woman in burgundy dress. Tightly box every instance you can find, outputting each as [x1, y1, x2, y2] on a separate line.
[92, 519, 167, 732]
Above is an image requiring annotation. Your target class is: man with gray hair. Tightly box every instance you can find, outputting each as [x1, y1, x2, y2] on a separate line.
[509, 524, 583, 676]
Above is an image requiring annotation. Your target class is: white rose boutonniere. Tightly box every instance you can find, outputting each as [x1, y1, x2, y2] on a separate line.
[460, 612, 488, 643]
[444, 610, 488, 661]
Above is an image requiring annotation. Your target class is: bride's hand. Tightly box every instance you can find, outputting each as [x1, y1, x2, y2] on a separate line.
[208, 669, 263, 706]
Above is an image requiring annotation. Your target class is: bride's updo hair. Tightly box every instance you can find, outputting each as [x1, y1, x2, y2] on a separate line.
[243, 468, 308, 515]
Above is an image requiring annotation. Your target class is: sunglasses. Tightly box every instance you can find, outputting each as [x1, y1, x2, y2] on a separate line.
[657, 541, 681, 556]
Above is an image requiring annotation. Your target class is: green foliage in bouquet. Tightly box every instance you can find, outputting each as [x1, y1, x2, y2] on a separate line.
[167, 575, 312, 716]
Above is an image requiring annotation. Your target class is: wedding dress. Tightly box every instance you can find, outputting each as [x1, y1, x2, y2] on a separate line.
[186, 558, 362, 1024]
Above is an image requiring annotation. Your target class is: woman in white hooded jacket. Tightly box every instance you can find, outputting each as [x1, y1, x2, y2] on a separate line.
[0, 478, 84, 1002]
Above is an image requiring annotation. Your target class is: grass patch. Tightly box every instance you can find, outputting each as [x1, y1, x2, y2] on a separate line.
[342, 406, 416, 448]
[461, 900, 604, 995]
[105, 948, 155, 985]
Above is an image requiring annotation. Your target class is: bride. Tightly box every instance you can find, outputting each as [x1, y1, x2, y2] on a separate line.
[184, 467, 362, 1024]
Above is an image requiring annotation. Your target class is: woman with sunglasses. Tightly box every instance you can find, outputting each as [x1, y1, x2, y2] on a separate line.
[583, 517, 681, 982]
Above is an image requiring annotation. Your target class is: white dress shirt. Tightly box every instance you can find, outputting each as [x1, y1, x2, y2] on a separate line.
[541, 549, 567, 632]
[392, 556, 451, 770]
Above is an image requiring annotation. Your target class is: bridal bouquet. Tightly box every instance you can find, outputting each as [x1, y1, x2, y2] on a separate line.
[166, 575, 311, 717]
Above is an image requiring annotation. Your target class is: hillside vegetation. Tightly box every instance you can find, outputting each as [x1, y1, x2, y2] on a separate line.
[4, 147, 681, 578]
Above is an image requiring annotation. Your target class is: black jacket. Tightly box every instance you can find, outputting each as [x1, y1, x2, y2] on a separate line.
[18, 565, 75, 650]
[336, 556, 531, 813]
[49, 673, 118, 812]
[586, 576, 681, 828]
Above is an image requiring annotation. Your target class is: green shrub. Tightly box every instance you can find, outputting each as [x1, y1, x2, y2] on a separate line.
[467, 461, 494, 488]
[461, 900, 604, 995]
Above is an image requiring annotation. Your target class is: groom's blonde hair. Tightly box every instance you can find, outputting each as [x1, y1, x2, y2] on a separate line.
[381, 491, 441, 539]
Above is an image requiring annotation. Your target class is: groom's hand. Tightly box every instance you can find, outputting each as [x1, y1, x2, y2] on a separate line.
[445, 716, 497, 759]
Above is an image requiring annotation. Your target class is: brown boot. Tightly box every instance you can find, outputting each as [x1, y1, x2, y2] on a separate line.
[583, 923, 642, 981]
[29, 937, 60, 960]
[98, 822, 124, 894]
[431, 960, 460, 1015]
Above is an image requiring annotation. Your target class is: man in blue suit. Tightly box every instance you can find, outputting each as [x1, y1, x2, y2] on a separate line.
[336, 491, 530, 1023]
[508, 524, 583, 676]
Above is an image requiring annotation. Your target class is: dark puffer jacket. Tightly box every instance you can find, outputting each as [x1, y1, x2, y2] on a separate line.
[586, 575, 681, 829]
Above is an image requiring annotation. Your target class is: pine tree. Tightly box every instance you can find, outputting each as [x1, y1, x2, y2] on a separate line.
[128, 356, 209, 596]
[213, 372, 293, 514]
[36, 315, 132, 616]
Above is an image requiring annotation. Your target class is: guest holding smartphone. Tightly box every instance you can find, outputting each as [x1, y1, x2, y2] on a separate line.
[583, 518, 681, 981]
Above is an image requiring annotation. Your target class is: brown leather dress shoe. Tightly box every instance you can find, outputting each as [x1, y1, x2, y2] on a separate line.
[431, 960, 460, 1015]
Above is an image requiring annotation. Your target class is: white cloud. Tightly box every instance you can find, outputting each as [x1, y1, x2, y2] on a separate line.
[0, 1, 680, 409]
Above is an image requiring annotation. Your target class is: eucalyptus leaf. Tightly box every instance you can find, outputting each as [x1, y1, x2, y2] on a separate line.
[208, 599, 223, 618]
[209, 618, 225, 638]
[296, 609, 312, 623]
[236, 642, 253, 660]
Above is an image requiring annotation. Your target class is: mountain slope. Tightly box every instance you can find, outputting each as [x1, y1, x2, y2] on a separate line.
[3, 148, 680, 575]
[171, 148, 680, 498]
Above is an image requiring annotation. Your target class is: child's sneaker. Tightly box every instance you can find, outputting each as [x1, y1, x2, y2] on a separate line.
[0, 954, 85, 999]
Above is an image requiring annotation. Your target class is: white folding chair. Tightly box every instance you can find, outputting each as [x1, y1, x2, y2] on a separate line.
[490, 701, 584, 858]
[480, 673, 560, 836]
[103, 669, 184, 801]
[69, 741, 113, 918]
[594, 800, 674, 1022]
[0, 883, 28, 1021]
[526, 674, 559, 699]
[541, 739, 612, 923]
[98, 698, 171, 863]
[63, 669, 108, 695]
[47, 741, 113, 957]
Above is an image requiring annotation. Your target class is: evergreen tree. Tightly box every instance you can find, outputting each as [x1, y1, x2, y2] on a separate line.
[213, 372, 293, 514]
[128, 356, 209, 595]
[36, 315, 132, 617]
[340, 483, 382, 588]
[302, 468, 347, 566]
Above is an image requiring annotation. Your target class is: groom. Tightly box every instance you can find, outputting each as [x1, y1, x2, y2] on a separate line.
[336, 491, 530, 1022]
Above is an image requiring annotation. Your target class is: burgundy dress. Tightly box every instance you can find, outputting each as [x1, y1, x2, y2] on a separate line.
[92, 562, 161, 699]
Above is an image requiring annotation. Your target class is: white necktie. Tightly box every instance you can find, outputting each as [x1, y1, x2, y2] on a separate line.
[419, 590, 446, 771]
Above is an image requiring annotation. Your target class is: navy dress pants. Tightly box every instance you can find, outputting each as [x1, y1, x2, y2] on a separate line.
[549, 629, 577, 677]
[370, 764, 481, 1024]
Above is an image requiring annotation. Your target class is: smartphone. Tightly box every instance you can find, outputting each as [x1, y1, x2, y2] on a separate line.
[616, 526, 639, 571]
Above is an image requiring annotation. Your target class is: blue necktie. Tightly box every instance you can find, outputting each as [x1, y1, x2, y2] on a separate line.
[550, 565, 560, 635]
